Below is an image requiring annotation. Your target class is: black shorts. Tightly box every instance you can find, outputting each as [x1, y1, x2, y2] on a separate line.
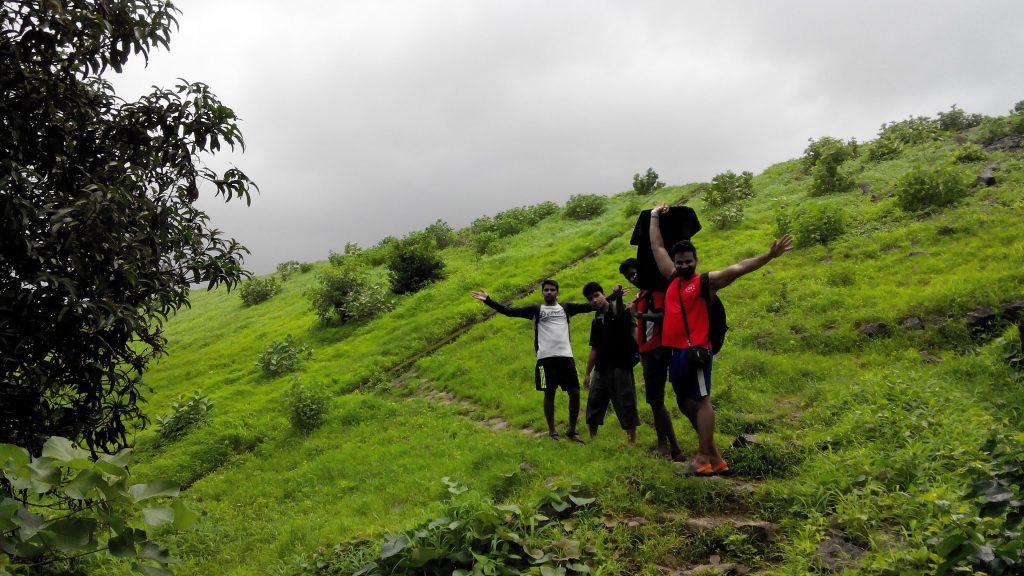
[640, 347, 671, 407]
[585, 367, 640, 429]
[535, 356, 580, 394]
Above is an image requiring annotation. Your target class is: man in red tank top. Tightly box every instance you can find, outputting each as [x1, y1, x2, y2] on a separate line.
[649, 203, 792, 475]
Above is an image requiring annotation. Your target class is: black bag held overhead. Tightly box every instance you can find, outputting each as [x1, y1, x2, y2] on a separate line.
[630, 206, 702, 291]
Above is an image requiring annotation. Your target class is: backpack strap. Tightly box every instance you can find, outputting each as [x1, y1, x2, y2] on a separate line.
[676, 278, 693, 348]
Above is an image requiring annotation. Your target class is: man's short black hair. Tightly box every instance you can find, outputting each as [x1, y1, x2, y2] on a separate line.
[541, 278, 559, 291]
[618, 258, 638, 275]
[670, 239, 698, 259]
[582, 281, 604, 299]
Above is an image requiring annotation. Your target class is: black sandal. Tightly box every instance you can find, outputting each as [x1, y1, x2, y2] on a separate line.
[566, 431, 585, 444]
[548, 432, 560, 441]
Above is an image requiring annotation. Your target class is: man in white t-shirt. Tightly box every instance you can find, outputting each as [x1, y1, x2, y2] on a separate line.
[471, 279, 594, 443]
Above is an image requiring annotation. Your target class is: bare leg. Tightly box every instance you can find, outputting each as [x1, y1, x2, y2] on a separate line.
[653, 405, 682, 458]
[625, 427, 636, 445]
[683, 397, 721, 466]
[567, 390, 580, 434]
[544, 394, 556, 435]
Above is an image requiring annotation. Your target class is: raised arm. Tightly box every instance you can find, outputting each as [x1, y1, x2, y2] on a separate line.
[708, 234, 793, 291]
[649, 204, 676, 279]
[471, 289, 536, 319]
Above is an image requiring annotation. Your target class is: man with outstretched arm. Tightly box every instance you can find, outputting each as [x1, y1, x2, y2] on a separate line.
[620, 258, 684, 461]
[649, 203, 792, 475]
[582, 282, 640, 444]
[471, 279, 593, 443]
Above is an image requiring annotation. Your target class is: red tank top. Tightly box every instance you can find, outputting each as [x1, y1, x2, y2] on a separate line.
[662, 274, 711, 350]
[634, 290, 664, 353]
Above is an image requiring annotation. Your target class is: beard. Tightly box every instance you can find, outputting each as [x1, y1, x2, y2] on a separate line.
[678, 268, 696, 279]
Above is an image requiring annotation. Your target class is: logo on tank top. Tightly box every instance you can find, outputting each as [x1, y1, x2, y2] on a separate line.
[684, 283, 697, 294]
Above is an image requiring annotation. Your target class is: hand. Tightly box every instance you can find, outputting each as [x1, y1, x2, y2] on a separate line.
[583, 374, 591, 390]
[652, 203, 669, 216]
[769, 234, 793, 259]
[470, 289, 489, 302]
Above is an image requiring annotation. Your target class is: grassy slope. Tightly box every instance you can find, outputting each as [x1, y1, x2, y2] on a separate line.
[97, 135, 1024, 575]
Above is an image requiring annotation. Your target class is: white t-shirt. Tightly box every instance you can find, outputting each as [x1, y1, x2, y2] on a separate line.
[536, 304, 573, 359]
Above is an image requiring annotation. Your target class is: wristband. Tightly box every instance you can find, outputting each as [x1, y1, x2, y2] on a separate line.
[651, 211, 661, 219]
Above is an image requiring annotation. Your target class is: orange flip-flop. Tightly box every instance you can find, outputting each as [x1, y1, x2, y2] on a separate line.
[712, 460, 730, 474]
[681, 462, 716, 476]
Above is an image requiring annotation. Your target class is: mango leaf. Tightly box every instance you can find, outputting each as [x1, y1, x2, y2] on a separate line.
[41, 437, 92, 468]
[0, 445, 29, 469]
[130, 480, 180, 503]
[380, 534, 409, 559]
[171, 499, 200, 531]
[64, 469, 101, 500]
[142, 507, 174, 527]
[132, 564, 173, 576]
[42, 517, 95, 552]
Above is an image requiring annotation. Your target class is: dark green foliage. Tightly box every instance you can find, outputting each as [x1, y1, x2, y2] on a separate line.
[724, 440, 806, 479]
[936, 105, 983, 132]
[299, 262, 315, 273]
[777, 204, 846, 246]
[363, 236, 400, 267]
[896, 164, 971, 213]
[952, 144, 988, 164]
[866, 134, 904, 162]
[469, 202, 560, 242]
[310, 482, 599, 575]
[286, 381, 330, 434]
[931, 433, 1024, 575]
[563, 194, 608, 220]
[473, 230, 500, 255]
[0, 0, 256, 455]
[256, 335, 312, 376]
[1013, 100, 1024, 115]
[804, 137, 858, 196]
[705, 170, 755, 229]
[239, 276, 280, 306]
[155, 392, 213, 442]
[423, 219, 456, 249]
[971, 114, 1024, 145]
[344, 242, 363, 255]
[388, 236, 445, 295]
[632, 167, 666, 195]
[276, 260, 302, 281]
[308, 261, 393, 323]
[879, 116, 940, 145]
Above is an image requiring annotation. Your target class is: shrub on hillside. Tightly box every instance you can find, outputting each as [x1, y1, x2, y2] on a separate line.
[802, 136, 858, 174]
[777, 204, 846, 247]
[423, 219, 456, 249]
[970, 114, 1024, 146]
[866, 134, 904, 162]
[935, 104, 982, 132]
[563, 193, 608, 220]
[156, 392, 213, 442]
[286, 381, 330, 434]
[473, 230, 500, 255]
[809, 141, 858, 196]
[878, 116, 940, 145]
[895, 164, 971, 213]
[276, 260, 302, 281]
[256, 335, 312, 376]
[308, 261, 393, 323]
[951, 143, 987, 164]
[470, 202, 560, 240]
[299, 262, 315, 273]
[388, 236, 445, 294]
[632, 167, 666, 195]
[705, 170, 754, 207]
[363, 235, 400, 266]
[239, 276, 280, 306]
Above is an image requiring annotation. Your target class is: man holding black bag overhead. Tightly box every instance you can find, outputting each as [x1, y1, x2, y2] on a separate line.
[648, 203, 792, 475]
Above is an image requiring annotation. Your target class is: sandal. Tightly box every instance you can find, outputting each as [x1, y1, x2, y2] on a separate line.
[548, 432, 560, 441]
[679, 461, 716, 477]
[712, 460, 730, 474]
[566, 431, 585, 444]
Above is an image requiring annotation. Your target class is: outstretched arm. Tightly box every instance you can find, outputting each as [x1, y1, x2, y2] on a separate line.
[708, 234, 793, 291]
[649, 204, 676, 279]
[583, 347, 598, 390]
[471, 289, 536, 319]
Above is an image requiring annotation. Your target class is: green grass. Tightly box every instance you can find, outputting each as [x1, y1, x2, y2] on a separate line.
[89, 127, 1024, 575]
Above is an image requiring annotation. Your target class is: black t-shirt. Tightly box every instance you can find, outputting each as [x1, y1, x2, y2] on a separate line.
[588, 300, 638, 371]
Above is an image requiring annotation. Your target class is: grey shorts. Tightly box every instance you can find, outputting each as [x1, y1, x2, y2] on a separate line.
[586, 367, 640, 429]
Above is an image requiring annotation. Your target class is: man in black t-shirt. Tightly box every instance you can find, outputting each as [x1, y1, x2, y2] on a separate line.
[582, 282, 640, 444]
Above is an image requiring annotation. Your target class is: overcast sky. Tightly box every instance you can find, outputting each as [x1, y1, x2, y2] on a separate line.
[112, 1, 1024, 275]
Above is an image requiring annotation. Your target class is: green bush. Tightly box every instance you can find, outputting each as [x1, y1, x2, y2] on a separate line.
[705, 170, 754, 207]
[470, 202, 560, 240]
[878, 115, 940, 145]
[423, 219, 456, 249]
[777, 204, 846, 247]
[276, 260, 302, 281]
[952, 143, 988, 164]
[895, 164, 971, 213]
[363, 235, 400, 266]
[388, 236, 445, 295]
[239, 276, 280, 306]
[563, 193, 608, 220]
[936, 104, 982, 132]
[866, 134, 904, 162]
[256, 335, 312, 376]
[802, 136, 858, 174]
[807, 138, 858, 196]
[473, 230, 500, 255]
[632, 167, 666, 195]
[971, 114, 1024, 145]
[286, 381, 330, 434]
[709, 203, 744, 230]
[308, 260, 393, 323]
[299, 262, 315, 273]
[156, 392, 213, 442]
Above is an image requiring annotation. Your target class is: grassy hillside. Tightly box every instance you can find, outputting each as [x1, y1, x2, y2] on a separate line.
[93, 113, 1024, 576]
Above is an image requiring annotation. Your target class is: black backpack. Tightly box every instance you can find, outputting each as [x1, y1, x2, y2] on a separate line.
[700, 273, 728, 354]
